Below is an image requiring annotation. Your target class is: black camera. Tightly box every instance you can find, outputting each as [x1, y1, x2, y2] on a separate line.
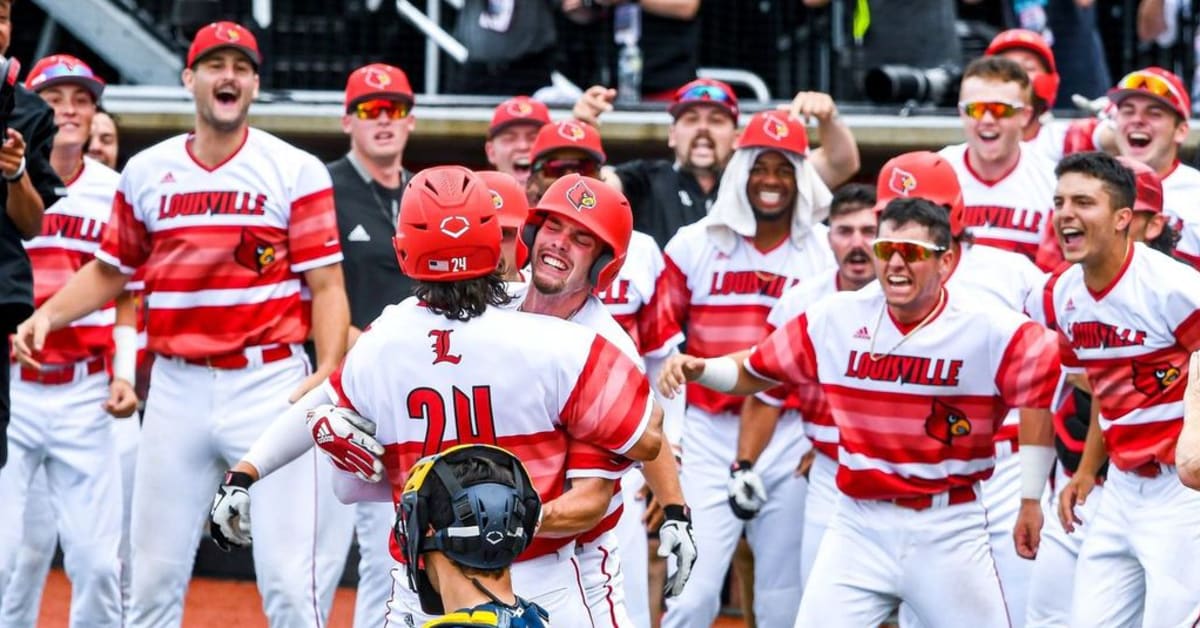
[863, 64, 962, 107]
[0, 56, 21, 139]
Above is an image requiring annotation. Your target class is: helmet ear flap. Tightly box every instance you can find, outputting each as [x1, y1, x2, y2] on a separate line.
[521, 222, 539, 250]
[589, 251, 614, 287]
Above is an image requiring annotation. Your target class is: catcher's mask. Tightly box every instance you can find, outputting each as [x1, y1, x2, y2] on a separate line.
[394, 444, 541, 614]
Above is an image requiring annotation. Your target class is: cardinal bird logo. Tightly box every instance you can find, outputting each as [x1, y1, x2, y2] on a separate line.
[489, 189, 504, 210]
[924, 399, 972, 445]
[233, 229, 276, 274]
[363, 66, 392, 90]
[1131, 359, 1181, 395]
[889, 167, 918, 196]
[566, 181, 597, 211]
[557, 121, 587, 142]
[507, 100, 534, 116]
[217, 24, 242, 43]
[762, 114, 790, 141]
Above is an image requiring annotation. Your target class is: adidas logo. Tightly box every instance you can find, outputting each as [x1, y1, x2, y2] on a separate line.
[853, 326, 871, 340]
[1065, 298, 1075, 312]
[160, 172, 176, 184]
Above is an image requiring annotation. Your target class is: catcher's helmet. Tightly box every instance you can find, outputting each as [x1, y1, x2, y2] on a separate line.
[736, 110, 809, 157]
[520, 174, 633, 291]
[477, 170, 531, 269]
[395, 444, 541, 615]
[986, 29, 1060, 110]
[874, 151, 967, 237]
[393, 166, 501, 281]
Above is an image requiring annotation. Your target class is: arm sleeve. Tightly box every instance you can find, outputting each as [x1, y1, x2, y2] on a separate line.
[996, 322, 1062, 410]
[242, 384, 331, 478]
[95, 189, 149, 274]
[564, 439, 634, 480]
[745, 313, 817, 387]
[640, 253, 690, 355]
[560, 335, 654, 455]
[289, 157, 342, 272]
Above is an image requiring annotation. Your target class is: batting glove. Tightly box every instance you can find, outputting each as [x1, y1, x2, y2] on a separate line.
[728, 460, 767, 520]
[209, 471, 253, 551]
[658, 504, 697, 598]
[306, 404, 386, 482]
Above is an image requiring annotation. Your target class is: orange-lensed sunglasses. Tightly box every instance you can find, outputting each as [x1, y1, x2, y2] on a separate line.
[872, 238, 947, 263]
[351, 99, 410, 120]
[958, 101, 1025, 120]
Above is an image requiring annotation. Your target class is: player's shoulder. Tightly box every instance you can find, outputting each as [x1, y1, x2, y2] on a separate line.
[1133, 242, 1200, 287]
[968, 243, 1043, 276]
[1165, 162, 1200, 187]
[244, 128, 324, 168]
[662, 218, 712, 261]
[936, 142, 967, 163]
[576, 296, 644, 367]
[778, 269, 838, 311]
[79, 157, 121, 187]
[629, 230, 663, 257]
[122, 133, 190, 173]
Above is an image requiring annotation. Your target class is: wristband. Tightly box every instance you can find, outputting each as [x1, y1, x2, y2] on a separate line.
[1020, 445, 1056, 500]
[4, 155, 25, 182]
[224, 470, 254, 489]
[731, 459, 753, 473]
[695, 356, 738, 392]
[112, 325, 137, 384]
[663, 504, 690, 522]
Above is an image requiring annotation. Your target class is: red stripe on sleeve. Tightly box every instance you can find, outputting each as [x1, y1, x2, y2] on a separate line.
[99, 191, 150, 271]
[641, 255, 689, 357]
[560, 335, 652, 454]
[996, 321, 1060, 409]
[288, 187, 341, 268]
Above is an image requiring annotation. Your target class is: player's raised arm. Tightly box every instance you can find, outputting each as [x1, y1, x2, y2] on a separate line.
[656, 349, 773, 398]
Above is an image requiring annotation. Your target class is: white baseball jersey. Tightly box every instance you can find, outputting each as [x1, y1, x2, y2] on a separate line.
[24, 157, 120, 365]
[1045, 243, 1200, 471]
[596, 230, 681, 358]
[1025, 118, 1069, 164]
[1161, 161, 1200, 269]
[326, 298, 653, 560]
[758, 268, 841, 459]
[96, 128, 342, 358]
[647, 218, 834, 416]
[939, 142, 1057, 262]
[746, 287, 1060, 499]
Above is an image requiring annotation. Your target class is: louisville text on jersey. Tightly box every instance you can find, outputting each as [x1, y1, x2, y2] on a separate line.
[157, 190, 268, 219]
[41, 213, 105, 242]
[962, 204, 1045, 234]
[844, 350, 964, 387]
[1068, 321, 1148, 349]
[708, 270, 798, 299]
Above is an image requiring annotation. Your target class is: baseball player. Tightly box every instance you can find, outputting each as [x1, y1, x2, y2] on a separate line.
[0, 54, 128, 627]
[515, 174, 696, 628]
[659, 196, 1060, 628]
[12, 22, 354, 627]
[486, 96, 550, 188]
[1019, 156, 1173, 627]
[396, 444, 548, 628]
[1044, 151, 1200, 627]
[939, 56, 1057, 267]
[211, 166, 663, 627]
[478, 171, 530, 282]
[645, 110, 834, 628]
[87, 109, 120, 169]
[732, 182, 877, 592]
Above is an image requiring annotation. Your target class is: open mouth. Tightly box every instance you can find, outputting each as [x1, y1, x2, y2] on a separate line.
[513, 157, 531, 175]
[977, 129, 1000, 144]
[1126, 132, 1152, 149]
[214, 85, 239, 105]
[1058, 226, 1084, 249]
[373, 130, 395, 142]
[886, 274, 913, 287]
[539, 252, 569, 272]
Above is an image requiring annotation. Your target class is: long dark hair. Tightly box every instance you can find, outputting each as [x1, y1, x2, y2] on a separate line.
[413, 273, 512, 321]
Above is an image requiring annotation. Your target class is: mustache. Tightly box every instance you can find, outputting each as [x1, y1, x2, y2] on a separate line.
[842, 248, 871, 263]
[689, 130, 714, 151]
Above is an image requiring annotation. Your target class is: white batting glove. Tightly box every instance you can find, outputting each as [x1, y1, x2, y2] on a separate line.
[728, 460, 768, 520]
[657, 504, 697, 598]
[306, 404, 386, 482]
[209, 471, 253, 551]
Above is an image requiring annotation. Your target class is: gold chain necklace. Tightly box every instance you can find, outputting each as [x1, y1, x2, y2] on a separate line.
[867, 289, 946, 361]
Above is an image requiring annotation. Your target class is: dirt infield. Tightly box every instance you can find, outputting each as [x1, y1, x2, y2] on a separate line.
[36, 569, 748, 627]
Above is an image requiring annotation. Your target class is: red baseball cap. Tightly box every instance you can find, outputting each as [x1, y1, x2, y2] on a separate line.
[669, 78, 739, 122]
[1115, 156, 1164, 215]
[986, 29, 1060, 109]
[736, 111, 808, 156]
[26, 54, 105, 102]
[531, 120, 606, 165]
[187, 21, 261, 69]
[344, 63, 414, 111]
[874, 151, 967, 236]
[489, 96, 550, 139]
[1110, 67, 1191, 120]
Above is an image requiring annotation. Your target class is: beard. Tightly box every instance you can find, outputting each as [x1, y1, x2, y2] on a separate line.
[198, 99, 249, 134]
[681, 130, 722, 173]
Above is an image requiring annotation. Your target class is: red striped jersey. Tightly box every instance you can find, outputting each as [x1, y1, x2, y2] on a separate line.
[95, 128, 342, 358]
[596, 231, 682, 358]
[25, 157, 120, 365]
[758, 269, 840, 459]
[1160, 161, 1200, 270]
[1045, 243, 1200, 470]
[645, 218, 834, 416]
[747, 288, 1059, 500]
[939, 142, 1056, 262]
[326, 299, 653, 560]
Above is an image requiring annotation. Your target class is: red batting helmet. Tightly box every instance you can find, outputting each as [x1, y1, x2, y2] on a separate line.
[393, 166, 501, 281]
[1114, 156, 1164, 215]
[478, 170, 531, 268]
[875, 151, 967, 237]
[521, 174, 632, 291]
[736, 111, 808, 157]
[986, 29, 1060, 110]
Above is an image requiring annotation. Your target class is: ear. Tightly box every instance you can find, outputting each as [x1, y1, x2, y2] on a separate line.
[1114, 206, 1135, 232]
[341, 114, 353, 135]
[937, 245, 956, 280]
[667, 121, 679, 150]
[182, 68, 195, 94]
[1175, 119, 1190, 145]
[251, 74, 260, 101]
[1145, 213, 1166, 241]
[484, 140, 497, 165]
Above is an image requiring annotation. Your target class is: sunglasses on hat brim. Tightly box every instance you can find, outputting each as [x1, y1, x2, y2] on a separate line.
[1114, 71, 1186, 113]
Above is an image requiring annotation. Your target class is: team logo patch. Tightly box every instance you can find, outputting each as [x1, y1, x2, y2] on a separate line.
[566, 180, 597, 211]
[363, 66, 392, 90]
[440, 216, 470, 239]
[428, 329, 462, 365]
[216, 24, 242, 42]
[1131, 359, 1180, 395]
[507, 100, 534, 117]
[888, 167, 917, 196]
[557, 120, 587, 143]
[233, 229, 276, 274]
[924, 399, 972, 445]
[489, 189, 504, 210]
[762, 113, 790, 141]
